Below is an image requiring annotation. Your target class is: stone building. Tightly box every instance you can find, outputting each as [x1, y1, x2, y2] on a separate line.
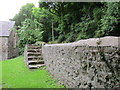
[0, 21, 18, 60]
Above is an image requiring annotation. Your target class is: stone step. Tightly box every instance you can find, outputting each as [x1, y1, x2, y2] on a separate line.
[37, 64, 45, 67]
[27, 52, 42, 56]
[27, 49, 42, 52]
[28, 60, 44, 64]
[28, 46, 41, 49]
[28, 58, 43, 61]
[24, 44, 44, 69]
[29, 65, 38, 69]
[28, 56, 43, 59]
[29, 64, 45, 69]
[28, 44, 41, 46]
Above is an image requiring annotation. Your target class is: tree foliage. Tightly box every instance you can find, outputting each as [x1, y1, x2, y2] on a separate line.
[96, 2, 120, 37]
[12, 2, 120, 54]
[17, 19, 43, 53]
[12, 3, 35, 27]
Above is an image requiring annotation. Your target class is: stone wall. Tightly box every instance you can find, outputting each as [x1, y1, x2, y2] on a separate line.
[0, 31, 18, 60]
[0, 37, 8, 60]
[42, 36, 120, 88]
[8, 31, 19, 59]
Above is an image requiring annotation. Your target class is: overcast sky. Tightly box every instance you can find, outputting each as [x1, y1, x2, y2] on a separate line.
[0, 0, 39, 21]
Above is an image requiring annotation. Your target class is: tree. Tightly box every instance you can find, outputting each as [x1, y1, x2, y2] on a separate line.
[12, 2, 120, 54]
[17, 18, 44, 54]
[96, 2, 120, 37]
[12, 3, 35, 27]
[32, 7, 55, 42]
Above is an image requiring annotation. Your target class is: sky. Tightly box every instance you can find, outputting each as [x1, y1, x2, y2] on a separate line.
[0, 0, 118, 21]
[0, 0, 39, 21]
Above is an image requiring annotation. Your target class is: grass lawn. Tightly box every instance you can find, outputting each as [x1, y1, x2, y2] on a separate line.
[0, 56, 64, 88]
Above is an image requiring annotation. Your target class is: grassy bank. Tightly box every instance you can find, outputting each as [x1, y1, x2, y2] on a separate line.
[1, 56, 64, 88]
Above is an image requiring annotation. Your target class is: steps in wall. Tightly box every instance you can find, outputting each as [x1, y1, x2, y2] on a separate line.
[24, 44, 45, 69]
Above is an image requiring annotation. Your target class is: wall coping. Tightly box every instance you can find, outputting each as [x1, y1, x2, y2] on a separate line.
[44, 36, 120, 47]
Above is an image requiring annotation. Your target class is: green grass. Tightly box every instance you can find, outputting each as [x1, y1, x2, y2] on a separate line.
[0, 56, 64, 88]
[0, 60, 2, 89]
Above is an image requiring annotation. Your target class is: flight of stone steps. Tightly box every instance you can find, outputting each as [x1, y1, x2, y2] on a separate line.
[24, 44, 45, 69]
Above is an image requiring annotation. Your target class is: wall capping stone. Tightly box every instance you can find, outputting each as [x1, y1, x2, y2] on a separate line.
[44, 36, 120, 47]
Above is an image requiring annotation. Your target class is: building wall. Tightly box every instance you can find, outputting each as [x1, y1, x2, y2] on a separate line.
[8, 31, 19, 59]
[42, 36, 120, 88]
[0, 37, 8, 60]
[0, 31, 18, 60]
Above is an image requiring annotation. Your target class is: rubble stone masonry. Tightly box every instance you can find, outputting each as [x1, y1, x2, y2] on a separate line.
[42, 36, 120, 88]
